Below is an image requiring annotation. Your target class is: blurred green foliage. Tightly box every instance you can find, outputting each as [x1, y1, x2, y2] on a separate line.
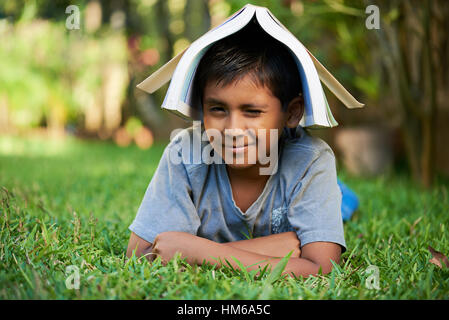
[0, 19, 72, 128]
[0, 0, 128, 132]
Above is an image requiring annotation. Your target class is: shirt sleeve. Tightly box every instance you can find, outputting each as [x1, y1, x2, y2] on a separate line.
[287, 148, 347, 253]
[128, 142, 201, 244]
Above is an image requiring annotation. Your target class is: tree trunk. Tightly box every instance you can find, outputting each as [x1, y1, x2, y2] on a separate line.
[370, 0, 445, 188]
[155, 0, 174, 61]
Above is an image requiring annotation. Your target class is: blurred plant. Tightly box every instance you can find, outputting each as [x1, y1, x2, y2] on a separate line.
[0, 18, 72, 131]
[125, 116, 144, 137]
[113, 117, 154, 149]
[0, 1, 128, 136]
[365, 0, 449, 188]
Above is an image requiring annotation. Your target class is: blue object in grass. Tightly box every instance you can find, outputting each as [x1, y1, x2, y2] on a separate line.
[337, 179, 359, 221]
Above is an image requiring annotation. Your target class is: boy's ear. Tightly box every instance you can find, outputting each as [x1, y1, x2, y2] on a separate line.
[285, 94, 304, 128]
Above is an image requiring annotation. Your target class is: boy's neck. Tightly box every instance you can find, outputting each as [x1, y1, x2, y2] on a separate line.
[225, 163, 273, 183]
[225, 163, 272, 214]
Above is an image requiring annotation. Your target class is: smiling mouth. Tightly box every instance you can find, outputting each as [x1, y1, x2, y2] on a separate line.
[222, 143, 256, 155]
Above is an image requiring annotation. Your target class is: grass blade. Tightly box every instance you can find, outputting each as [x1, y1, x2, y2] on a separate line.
[231, 256, 251, 282]
[266, 250, 293, 284]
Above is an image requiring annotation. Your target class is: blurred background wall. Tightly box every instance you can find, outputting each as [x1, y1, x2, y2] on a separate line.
[0, 0, 448, 187]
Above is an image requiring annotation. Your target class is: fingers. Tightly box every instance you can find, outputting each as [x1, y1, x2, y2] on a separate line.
[150, 234, 170, 265]
[150, 241, 163, 264]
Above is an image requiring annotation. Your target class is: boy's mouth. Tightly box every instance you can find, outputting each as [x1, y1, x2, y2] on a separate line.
[223, 143, 256, 154]
[229, 145, 246, 153]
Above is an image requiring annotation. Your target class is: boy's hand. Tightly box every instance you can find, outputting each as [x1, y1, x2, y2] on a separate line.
[152, 231, 201, 265]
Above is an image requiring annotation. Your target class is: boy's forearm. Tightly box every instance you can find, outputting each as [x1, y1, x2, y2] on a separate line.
[223, 232, 301, 258]
[182, 235, 321, 278]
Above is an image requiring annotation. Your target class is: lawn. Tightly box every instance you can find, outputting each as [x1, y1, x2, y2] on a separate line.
[0, 134, 448, 299]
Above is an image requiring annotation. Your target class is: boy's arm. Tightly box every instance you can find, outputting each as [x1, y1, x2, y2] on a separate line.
[126, 231, 301, 260]
[126, 232, 154, 260]
[152, 231, 341, 278]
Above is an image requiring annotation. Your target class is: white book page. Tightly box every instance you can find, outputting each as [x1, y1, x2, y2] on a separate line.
[255, 7, 332, 127]
[266, 8, 363, 110]
[162, 5, 256, 116]
[266, 9, 338, 127]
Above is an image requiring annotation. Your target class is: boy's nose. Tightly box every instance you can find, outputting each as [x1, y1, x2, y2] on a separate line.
[224, 113, 247, 144]
[226, 112, 246, 132]
[224, 129, 246, 147]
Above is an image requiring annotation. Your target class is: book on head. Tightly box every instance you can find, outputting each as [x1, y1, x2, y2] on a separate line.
[136, 4, 364, 128]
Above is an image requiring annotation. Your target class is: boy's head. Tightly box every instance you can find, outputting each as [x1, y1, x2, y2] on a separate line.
[193, 20, 304, 173]
[195, 20, 303, 113]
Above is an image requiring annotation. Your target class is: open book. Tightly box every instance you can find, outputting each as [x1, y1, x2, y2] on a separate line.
[137, 4, 364, 128]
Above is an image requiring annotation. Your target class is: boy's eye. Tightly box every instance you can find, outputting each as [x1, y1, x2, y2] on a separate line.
[209, 107, 225, 113]
[246, 109, 262, 115]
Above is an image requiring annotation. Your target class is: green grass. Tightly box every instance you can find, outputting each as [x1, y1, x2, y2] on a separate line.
[1, 134, 448, 299]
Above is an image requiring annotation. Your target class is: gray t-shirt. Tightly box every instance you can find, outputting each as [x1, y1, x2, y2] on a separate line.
[129, 125, 346, 253]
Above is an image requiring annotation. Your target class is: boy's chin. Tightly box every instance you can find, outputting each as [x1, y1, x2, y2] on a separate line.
[224, 162, 257, 170]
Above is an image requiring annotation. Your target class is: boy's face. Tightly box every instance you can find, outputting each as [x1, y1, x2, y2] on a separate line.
[202, 74, 301, 174]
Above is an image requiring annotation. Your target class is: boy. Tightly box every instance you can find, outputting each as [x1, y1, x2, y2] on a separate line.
[127, 22, 346, 278]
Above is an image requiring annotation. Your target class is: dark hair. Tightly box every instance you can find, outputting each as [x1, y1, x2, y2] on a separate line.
[193, 19, 302, 112]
